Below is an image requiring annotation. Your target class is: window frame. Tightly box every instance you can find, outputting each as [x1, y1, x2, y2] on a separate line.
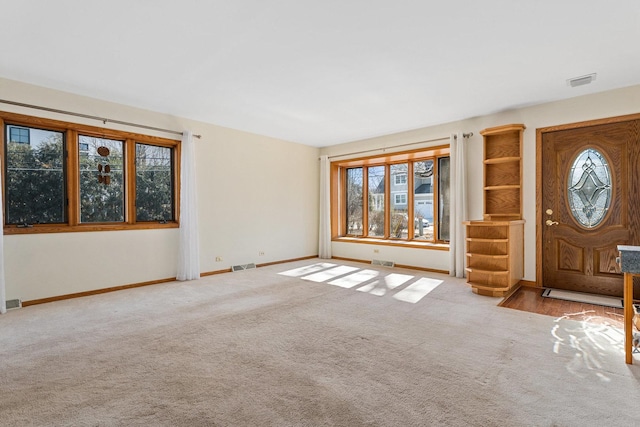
[1, 111, 181, 234]
[330, 144, 450, 248]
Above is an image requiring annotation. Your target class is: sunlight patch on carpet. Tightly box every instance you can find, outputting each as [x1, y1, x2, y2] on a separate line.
[278, 263, 337, 277]
[356, 273, 413, 296]
[356, 280, 386, 296]
[393, 277, 443, 303]
[328, 269, 379, 289]
[384, 273, 415, 289]
[300, 265, 360, 282]
[278, 263, 444, 304]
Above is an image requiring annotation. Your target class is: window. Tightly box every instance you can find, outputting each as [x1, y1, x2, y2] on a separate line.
[1, 111, 180, 233]
[79, 136, 125, 223]
[438, 157, 450, 241]
[414, 159, 434, 241]
[567, 148, 611, 228]
[4, 126, 65, 225]
[331, 145, 450, 244]
[367, 165, 385, 238]
[394, 173, 407, 185]
[8, 126, 30, 144]
[394, 193, 407, 205]
[346, 167, 364, 236]
[136, 143, 174, 222]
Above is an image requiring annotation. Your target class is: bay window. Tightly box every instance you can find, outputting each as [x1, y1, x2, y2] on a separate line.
[331, 145, 450, 245]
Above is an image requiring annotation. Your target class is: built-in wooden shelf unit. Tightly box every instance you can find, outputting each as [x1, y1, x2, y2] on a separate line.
[465, 220, 524, 297]
[481, 124, 525, 221]
[465, 124, 526, 297]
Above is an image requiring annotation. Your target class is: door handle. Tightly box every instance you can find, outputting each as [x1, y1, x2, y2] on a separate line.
[546, 219, 559, 226]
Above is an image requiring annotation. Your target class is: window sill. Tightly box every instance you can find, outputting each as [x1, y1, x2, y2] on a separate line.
[332, 236, 449, 251]
[3, 222, 179, 235]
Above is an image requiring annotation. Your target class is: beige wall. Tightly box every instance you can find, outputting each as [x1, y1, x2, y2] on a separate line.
[1, 78, 320, 302]
[2, 77, 638, 302]
[321, 84, 640, 280]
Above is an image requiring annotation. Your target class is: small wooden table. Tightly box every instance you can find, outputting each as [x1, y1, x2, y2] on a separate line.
[617, 245, 640, 364]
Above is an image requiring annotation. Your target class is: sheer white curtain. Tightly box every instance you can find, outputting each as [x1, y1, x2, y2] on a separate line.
[318, 155, 332, 259]
[0, 158, 5, 314]
[449, 132, 468, 278]
[177, 131, 200, 281]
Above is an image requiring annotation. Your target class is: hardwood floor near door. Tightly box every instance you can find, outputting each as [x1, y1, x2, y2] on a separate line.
[500, 286, 625, 327]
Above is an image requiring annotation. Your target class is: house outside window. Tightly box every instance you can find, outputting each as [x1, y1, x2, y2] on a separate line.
[8, 125, 30, 144]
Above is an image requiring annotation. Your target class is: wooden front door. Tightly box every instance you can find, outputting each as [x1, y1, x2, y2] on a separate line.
[541, 118, 640, 297]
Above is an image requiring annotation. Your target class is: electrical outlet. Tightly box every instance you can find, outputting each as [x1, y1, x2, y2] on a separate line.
[373, 249, 380, 253]
[259, 251, 265, 256]
[215, 256, 222, 262]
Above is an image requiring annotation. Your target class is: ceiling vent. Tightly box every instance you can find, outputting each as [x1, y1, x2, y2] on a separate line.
[567, 73, 597, 87]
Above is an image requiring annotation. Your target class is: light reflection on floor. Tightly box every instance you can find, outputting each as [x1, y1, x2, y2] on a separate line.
[550, 310, 627, 381]
[279, 262, 443, 304]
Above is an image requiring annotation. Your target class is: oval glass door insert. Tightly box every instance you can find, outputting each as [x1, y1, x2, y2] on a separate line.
[567, 148, 612, 228]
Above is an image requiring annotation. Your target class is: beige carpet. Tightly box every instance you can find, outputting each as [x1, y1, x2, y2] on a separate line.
[1, 259, 639, 426]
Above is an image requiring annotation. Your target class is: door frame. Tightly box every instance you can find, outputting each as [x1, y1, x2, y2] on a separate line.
[535, 112, 640, 287]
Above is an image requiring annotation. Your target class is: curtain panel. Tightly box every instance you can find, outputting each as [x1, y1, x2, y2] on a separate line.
[449, 133, 468, 278]
[177, 131, 200, 281]
[0, 157, 5, 314]
[318, 155, 332, 259]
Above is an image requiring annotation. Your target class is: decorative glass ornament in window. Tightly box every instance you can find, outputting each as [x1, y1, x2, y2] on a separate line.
[97, 146, 111, 185]
[567, 147, 611, 228]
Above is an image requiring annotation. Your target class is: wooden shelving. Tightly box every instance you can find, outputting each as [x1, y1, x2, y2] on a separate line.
[465, 220, 525, 297]
[465, 124, 526, 297]
[481, 124, 525, 221]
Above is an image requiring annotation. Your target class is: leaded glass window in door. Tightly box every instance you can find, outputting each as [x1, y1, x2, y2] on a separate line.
[567, 148, 611, 228]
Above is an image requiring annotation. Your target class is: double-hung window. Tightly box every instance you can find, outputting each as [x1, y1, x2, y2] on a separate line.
[1, 111, 180, 233]
[331, 145, 450, 245]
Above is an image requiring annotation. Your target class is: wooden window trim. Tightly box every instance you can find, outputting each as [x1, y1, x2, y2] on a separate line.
[1, 111, 180, 235]
[330, 144, 450, 247]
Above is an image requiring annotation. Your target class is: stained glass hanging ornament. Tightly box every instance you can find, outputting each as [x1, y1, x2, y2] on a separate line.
[97, 146, 111, 185]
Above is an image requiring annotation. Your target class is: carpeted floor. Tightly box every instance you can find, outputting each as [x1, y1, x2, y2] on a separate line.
[1, 259, 639, 426]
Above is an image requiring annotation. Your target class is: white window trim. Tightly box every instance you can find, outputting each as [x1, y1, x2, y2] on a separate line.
[394, 193, 407, 205]
[394, 173, 407, 185]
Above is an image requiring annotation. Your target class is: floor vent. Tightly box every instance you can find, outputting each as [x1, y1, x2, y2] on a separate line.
[5, 299, 22, 310]
[372, 259, 395, 267]
[231, 263, 257, 272]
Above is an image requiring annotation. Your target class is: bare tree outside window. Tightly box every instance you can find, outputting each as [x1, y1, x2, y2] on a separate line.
[439, 157, 451, 241]
[368, 166, 385, 237]
[346, 167, 363, 236]
[390, 163, 408, 238]
[413, 159, 434, 241]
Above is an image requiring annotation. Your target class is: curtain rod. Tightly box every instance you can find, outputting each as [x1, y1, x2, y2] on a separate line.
[326, 132, 473, 160]
[0, 98, 202, 139]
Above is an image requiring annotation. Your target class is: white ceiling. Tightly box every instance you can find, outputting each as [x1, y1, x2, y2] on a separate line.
[1, 1, 639, 147]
